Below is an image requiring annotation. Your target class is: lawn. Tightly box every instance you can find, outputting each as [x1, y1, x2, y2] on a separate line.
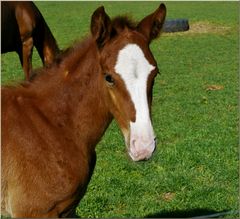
[1, 1, 239, 218]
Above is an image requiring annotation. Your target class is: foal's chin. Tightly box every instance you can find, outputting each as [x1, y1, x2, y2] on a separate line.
[128, 150, 153, 162]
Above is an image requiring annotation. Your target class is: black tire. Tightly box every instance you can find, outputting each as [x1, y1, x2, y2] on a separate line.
[162, 19, 190, 33]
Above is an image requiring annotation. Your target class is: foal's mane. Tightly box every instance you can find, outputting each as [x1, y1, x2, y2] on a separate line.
[112, 15, 137, 31]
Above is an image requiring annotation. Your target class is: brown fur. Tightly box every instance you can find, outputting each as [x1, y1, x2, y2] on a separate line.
[1, 1, 60, 80]
[1, 4, 166, 218]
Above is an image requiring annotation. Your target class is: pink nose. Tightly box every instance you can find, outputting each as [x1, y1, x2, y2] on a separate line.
[128, 138, 156, 161]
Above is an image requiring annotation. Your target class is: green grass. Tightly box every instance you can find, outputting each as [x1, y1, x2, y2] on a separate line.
[1, 1, 239, 218]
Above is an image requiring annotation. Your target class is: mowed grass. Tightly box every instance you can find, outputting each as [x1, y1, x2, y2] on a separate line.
[1, 1, 239, 218]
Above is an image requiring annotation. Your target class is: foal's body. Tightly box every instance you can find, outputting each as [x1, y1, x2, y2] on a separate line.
[1, 4, 166, 217]
[1, 1, 59, 80]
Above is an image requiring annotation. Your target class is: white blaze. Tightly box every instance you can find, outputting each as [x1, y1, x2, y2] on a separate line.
[115, 44, 156, 161]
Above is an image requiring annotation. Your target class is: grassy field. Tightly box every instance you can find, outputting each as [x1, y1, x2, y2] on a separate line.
[1, 1, 239, 218]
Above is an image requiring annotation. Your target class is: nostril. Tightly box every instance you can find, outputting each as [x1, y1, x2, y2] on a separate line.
[131, 139, 137, 151]
[132, 139, 136, 146]
[153, 137, 157, 153]
[154, 137, 157, 145]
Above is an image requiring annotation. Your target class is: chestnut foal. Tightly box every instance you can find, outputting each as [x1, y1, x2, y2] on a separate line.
[1, 1, 60, 80]
[1, 4, 166, 218]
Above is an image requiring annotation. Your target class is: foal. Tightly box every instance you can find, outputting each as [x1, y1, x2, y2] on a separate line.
[1, 4, 166, 218]
[1, 1, 60, 80]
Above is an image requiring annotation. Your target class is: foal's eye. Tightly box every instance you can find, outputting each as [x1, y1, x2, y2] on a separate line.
[104, 74, 114, 86]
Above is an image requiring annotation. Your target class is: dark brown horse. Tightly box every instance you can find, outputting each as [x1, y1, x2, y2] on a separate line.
[1, 4, 166, 218]
[1, 1, 60, 80]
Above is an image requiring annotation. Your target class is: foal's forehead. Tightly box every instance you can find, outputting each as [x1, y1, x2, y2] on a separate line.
[114, 43, 155, 81]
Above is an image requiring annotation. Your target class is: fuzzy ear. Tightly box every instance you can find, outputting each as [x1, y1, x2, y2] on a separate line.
[91, 6, 112, 48]
[137, 3, 166, 43]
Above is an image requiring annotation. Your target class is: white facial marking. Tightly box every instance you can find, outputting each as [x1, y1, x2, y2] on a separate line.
[115, 44, 156, 161]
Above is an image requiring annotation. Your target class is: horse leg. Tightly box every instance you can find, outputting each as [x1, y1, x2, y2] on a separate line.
[21, 37, 33, 80]
[34, 35, 54, 67]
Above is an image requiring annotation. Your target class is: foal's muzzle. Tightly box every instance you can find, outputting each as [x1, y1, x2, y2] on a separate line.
[128, 137, 156, 161]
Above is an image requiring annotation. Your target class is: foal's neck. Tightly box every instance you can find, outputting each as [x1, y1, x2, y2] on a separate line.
[33, 38, 112, 153]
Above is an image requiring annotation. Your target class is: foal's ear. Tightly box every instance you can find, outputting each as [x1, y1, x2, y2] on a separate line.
[137, 3, 166, 43]
[91, 6, 111, 48]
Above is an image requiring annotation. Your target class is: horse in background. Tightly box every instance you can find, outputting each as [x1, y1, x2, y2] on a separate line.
[1, 4, 166, 218]
[1, 1, 60, 80]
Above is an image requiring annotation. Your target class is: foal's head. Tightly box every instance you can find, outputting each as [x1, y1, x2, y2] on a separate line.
[91, 4, 166, 161]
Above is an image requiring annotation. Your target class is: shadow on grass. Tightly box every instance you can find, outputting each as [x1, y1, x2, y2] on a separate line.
[145, 208, 235, 218]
